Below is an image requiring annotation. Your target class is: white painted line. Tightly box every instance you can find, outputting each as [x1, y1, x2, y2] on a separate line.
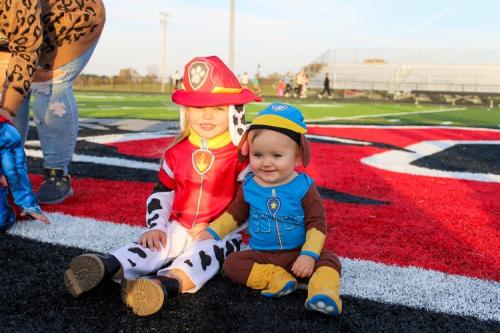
[309, 124, 500, 132]
[307, 107, 466, 122]
[342, 257, 500, 322]
[362, 140, 500, 183]
[25, 149, 160, 171]
[8, 213, 500, 322]
[306, 134, 372, 145]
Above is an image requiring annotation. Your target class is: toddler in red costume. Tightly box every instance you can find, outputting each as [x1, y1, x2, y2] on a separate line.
[63, 56, 260, 316]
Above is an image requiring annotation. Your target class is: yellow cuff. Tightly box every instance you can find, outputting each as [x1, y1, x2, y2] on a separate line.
[301, 228, 326, 258]
[209, 212, 238, 239]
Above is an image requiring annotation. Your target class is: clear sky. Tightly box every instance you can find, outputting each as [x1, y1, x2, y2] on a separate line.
[85, 0, 500, 77]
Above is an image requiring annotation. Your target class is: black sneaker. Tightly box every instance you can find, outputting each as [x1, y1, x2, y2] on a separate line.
[37, 168, 74, 204]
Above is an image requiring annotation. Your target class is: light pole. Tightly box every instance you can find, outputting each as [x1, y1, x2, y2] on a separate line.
[228, 0, 235, 70]
[160, 12, 169, 93]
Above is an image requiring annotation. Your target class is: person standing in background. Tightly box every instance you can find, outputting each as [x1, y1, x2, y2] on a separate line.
[0, 0, 106, 205]
[318, 73, 332, 99]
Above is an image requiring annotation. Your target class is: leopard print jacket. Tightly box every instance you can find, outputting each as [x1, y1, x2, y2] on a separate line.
[0, 0, 105, 115]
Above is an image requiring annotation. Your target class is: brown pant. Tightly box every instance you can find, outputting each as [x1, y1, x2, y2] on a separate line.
[223, 248, 342, 286]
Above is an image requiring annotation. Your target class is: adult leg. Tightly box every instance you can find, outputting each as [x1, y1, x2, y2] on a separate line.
[13, 94, 31, 144]
[31, 43, 98, 204]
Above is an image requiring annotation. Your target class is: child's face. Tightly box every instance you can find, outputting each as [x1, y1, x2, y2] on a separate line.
[249, 129, 301, 186]
[186, 106, 229, 139]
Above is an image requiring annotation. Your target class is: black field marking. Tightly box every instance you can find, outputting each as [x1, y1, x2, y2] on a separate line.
[412, 144, 500, 174]
[307, 136, 410, 152]
[27, 158, 158, 182]
[1, 235, 498, 332]
[318, 187, 390, 205]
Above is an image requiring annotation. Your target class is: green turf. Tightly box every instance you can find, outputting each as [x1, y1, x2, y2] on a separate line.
[75, 91, 500, 128]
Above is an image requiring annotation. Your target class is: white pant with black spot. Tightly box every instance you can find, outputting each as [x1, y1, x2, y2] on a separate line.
[110, 221, 241, 293]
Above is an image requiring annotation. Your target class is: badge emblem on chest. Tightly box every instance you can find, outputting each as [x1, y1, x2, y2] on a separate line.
[267, 189, 281, 218]
[192, 149, 214, 175]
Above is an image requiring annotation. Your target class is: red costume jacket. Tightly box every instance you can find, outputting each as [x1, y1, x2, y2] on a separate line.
[157, 134, 248, 229]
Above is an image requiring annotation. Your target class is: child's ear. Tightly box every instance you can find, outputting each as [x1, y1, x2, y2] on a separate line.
[300, 135, 311, 167]
[295, 154, 302, 167]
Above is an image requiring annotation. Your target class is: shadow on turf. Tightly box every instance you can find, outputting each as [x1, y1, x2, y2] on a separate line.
[1, 234, 498, 333]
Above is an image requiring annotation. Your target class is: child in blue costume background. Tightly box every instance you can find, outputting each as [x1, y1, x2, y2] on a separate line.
[0, 116, 49, 231]
[196, 103, 343, 316]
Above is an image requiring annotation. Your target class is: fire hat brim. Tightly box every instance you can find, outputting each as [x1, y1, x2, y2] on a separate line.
[172, 88, 261, 107]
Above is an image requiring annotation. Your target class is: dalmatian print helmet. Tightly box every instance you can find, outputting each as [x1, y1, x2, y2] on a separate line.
[172, 56, 261, 145]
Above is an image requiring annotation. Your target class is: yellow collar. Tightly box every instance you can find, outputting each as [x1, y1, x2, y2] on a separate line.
[188, 130, 231, 149]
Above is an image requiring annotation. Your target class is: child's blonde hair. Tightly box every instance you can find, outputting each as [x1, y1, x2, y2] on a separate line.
[167, 115, 191, 150]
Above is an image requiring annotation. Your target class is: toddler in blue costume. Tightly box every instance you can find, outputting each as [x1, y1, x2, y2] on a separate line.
[196, 103, 343, 316]
[0, 116, 49, 231]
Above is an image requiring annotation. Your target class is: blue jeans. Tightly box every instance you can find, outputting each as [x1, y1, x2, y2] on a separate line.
[14, 43, 98, 174]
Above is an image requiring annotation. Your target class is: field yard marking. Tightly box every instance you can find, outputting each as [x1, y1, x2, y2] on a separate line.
[306, 134, 372, 145]
[25, 149, 160, 171]
[310, 124, 500, 132]
[307, 107, 466, 122]
[362, 140, 500, 183]
[8, 213, 500, 322]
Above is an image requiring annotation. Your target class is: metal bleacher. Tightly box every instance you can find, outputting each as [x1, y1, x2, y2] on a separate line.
[308, 49, 500, 95]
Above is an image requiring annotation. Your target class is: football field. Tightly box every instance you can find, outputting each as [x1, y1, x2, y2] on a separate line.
[75, 91, 500, 128]
[1, 92, 499, 332]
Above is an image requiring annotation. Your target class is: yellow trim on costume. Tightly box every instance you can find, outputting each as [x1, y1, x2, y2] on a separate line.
[301, 227, 326, 257]
[212, 87, 242, 94]
[252, 115, 307, 134]
[307, 266, 342, 314]
[209, 212, 239, 239]
[188, 130, 231, 149]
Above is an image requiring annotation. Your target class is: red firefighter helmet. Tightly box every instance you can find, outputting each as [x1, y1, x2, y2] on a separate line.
[172, 56, 261, 107]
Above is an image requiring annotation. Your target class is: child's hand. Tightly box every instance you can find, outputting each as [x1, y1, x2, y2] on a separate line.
[21, 211, 50, 224]
[291, 254, 315, 278]
[193, 230, 214, 241]
[139, 229, 167, 251]
[0, 175, 7, 187]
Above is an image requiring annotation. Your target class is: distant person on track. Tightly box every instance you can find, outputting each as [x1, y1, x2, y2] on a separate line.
[0, 0, 106, 205]
[63, 56, 261, 316]
[284, 71, 294, 97]
[195, 103, 343, 316]
[318, 73, 333, 99]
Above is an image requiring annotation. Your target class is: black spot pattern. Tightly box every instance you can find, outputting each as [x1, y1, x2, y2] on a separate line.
[199, 251, 212, 271]
[127, 259, 136, 267]
[213, 245, 225, 269]
[127, 247, 147, 259]
[146, 213, 159, 226]
[225, 241, 235, 257]
[184, 259, 193, 267]
[231, 238, 241, 252]
[147, 199, 162, 214]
